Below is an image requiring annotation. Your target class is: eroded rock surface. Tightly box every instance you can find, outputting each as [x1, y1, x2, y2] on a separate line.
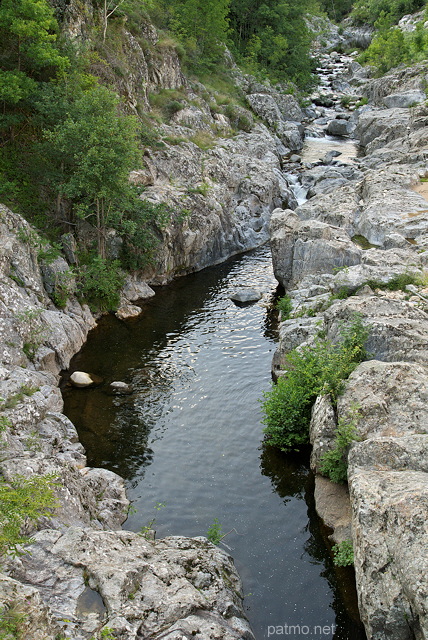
[5, 529, 254, 640]
[269, 60, 428, 640]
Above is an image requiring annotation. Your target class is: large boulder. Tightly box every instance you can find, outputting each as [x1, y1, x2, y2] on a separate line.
[270, 209, 361, 289]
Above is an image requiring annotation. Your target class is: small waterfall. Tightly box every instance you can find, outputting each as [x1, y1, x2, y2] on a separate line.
[287, 173, 308, 207]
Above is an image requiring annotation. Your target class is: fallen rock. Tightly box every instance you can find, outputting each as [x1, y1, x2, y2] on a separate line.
[108, 381, 133, 395]
[326, 118, 352, 136]
[314, 475, 353, 544]
[115, 304, 142, 319]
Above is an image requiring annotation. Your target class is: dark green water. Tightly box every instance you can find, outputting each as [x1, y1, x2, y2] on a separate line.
[62, 246, 366, 640]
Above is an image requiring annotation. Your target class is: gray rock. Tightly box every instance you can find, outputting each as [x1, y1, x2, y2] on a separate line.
[270, 209, 361, 289]
[141, 124, 292, 283]
[314, 475, 352, 544]
[348, 436, 428, 640]
[6, 528, 255, 640]
[383, 90, 427, 108]
[339, 360, 428, 440]
[323, 295, 428, 364]
[326, 118, 352, 136]
[115, 304, 142, 319]
[309, 394, 337, 473]
[230, 288, 262, 303]
[108, 381, 133, 395]
[61, 233, 78, 264]
[70, 371, 96, 387]
[0, 574, 62, 640]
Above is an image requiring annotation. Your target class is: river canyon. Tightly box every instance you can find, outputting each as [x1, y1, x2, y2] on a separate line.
[0, 16, 427, 640]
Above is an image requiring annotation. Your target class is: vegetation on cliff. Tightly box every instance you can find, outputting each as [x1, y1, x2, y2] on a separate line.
[261, 315, 368, 452]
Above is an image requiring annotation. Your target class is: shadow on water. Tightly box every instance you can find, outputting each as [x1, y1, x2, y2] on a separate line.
[261, 445, 365, 639]
[62, 246, 366, 640]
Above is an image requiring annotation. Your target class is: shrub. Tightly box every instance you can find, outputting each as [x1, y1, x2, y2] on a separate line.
[207, 518, 223, 544]
[276, 294, 293, 320]
[78, 256, 125, 312]
[0, 474, 58, 557]
[332, 540, 354, 566]
[261, 315, 368, 452]
[320, 407, 360, 483]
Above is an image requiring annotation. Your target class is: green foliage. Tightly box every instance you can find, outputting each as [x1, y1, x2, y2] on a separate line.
[228, 0, 314, 88]
[88, 626, 116, 640]
[138, 502, 166, 539]
[189, 131, 215, 149]
[51, 268, 75, 309]
[16, 308, 45, 361]
[359, 25, 409, 74]
[261, 315, 369, 452]
[364, 272, 421, 292]
[1, 385, 39, 410]
[332, 540, 354, 566]
[0, 605, 26, 639]
[0, 473, 58, 557]
[77, 256, 125, 312]
[148, 88, 186, 120]
[207, 518, 223, 544]
[318, 0, 353, 21]
[0, 0, 69, 137]
[320, 407, 360, 484]
[187, 182, 210, 196]
[43, 84, 142, 259]
[351, 0, 425, 26]
[276, 294, 293, 320]
[358, 13, 428, 74]
[117, 190, 172, 271]
[0, 416, 12, 433]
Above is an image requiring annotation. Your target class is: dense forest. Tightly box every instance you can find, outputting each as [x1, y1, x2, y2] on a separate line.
[1, 0, 428, 310]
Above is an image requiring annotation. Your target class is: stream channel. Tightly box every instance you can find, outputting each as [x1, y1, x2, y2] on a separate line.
[63, 246, 366, 639]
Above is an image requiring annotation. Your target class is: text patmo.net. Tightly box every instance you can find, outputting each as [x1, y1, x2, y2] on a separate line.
[267, 623, 336, 636]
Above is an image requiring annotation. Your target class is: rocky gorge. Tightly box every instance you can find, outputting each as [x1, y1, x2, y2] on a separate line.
[0, 8, 428, 639]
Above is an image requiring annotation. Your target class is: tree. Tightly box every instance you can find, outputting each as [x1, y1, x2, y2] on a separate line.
[43, 84, 141, 258]
[165, 0, 230, 62]
[0, 0, 68, 138]
[228, 0, 313, 86]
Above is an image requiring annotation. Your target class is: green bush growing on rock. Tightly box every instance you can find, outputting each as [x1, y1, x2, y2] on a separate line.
[77, 255, 125, 312]
[0, 473, 59, 557]
[207, 518, 223, 544]
[320, 407, 360, 484]
[276, 294, 293, 320]
[261, 315, 368, 452]
[332, 540, 354, 567]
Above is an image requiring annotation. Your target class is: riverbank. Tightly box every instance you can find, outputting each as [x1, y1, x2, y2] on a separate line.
[270, 62, 428, 639]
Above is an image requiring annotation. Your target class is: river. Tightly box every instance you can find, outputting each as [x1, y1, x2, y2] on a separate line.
[62, 245, 366, 640]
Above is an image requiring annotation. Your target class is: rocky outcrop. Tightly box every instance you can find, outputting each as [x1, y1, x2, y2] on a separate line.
[5, 529, 254, 640]
[269, 61, 428, 640]
[141, 124, 294, 283]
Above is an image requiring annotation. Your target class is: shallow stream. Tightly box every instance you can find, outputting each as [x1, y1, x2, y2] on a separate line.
[63, 246, 366, 640]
